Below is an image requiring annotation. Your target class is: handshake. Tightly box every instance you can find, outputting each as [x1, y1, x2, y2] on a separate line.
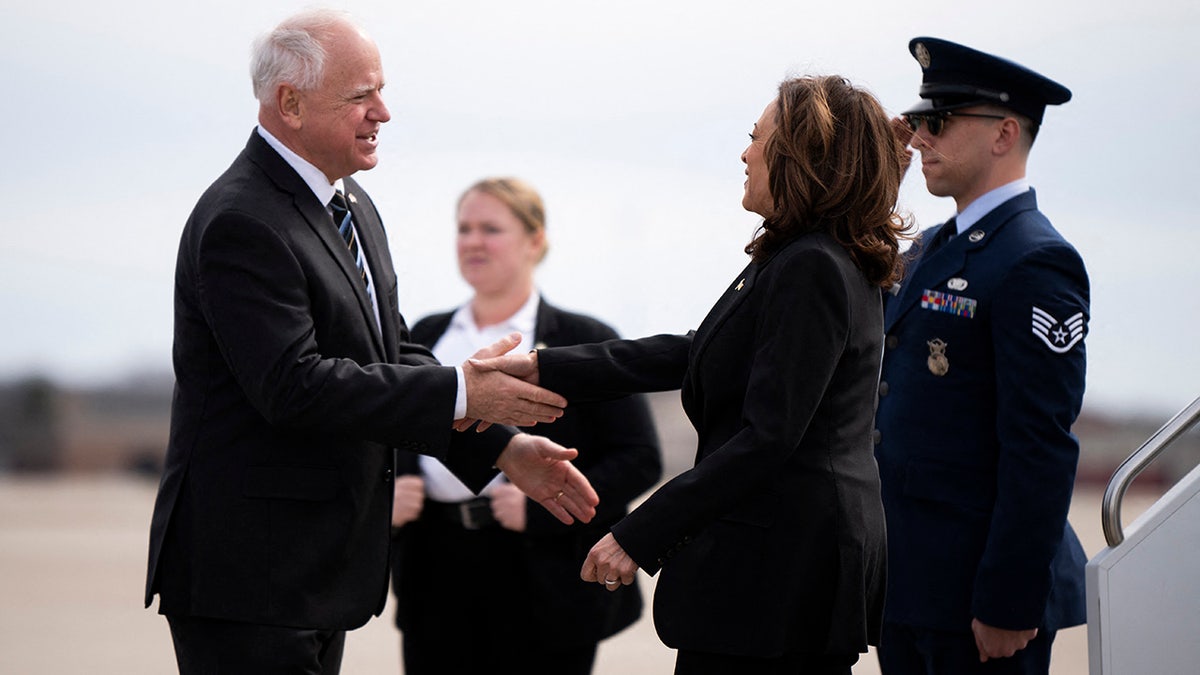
[458, 331, 550, 432]
[455, 333, 599, 526]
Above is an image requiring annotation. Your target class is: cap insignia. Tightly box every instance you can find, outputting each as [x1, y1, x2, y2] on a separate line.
[915, 42, 932, 69]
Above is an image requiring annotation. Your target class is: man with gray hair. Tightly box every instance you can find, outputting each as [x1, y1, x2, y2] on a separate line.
[144, 10, 598, 673]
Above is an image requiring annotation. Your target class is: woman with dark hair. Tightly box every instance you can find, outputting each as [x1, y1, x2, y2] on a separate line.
[476, 75, 910, 674]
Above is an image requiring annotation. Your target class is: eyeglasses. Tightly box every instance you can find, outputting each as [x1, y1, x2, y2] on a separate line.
[904, 111, 1007, 137]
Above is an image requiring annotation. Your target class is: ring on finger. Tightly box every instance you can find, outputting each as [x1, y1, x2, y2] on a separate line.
[552, 490, 565, 502]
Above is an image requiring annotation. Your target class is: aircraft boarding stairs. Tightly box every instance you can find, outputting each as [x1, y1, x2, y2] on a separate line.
[1087, 396, 1200, 675]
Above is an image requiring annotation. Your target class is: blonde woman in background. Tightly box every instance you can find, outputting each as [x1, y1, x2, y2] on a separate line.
[389, 177, 663, 675]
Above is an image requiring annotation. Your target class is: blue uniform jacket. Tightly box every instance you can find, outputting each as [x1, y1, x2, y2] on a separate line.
[875, 189, 1089, 633]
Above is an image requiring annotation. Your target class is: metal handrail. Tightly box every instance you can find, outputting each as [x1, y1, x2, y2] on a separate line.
[1101, 396, 1200, 547]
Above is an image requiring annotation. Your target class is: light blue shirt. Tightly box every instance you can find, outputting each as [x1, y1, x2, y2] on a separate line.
[953, 178, 1031, 233]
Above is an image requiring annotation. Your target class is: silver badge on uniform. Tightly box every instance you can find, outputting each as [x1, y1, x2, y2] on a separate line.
[927, 338, 949, 376]
[947, 277, 968, 291]
[968, 230, 985, 243]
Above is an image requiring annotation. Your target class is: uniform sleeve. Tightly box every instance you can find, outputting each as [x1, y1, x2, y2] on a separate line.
[972, 241, 1089, 628]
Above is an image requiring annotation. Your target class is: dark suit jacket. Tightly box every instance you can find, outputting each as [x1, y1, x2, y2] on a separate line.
[391, 298, 662, 646]
[537, 232, 888, 657]
[875, 189, 1089, 633]
[145, 131, 507, 631]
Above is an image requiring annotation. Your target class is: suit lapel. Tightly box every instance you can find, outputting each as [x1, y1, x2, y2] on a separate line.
[886, 222, 965, 330]
[534, 299, 561, 349]
[885, 191, 1039, 331]
[246, 133, 388, 359]
[689, 260, 758, 369]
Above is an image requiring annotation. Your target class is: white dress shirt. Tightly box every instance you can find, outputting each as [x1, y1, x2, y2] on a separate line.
[420, 292, 540, 502]
[255, 126, 466, 419]
[255, 126, 381, 328]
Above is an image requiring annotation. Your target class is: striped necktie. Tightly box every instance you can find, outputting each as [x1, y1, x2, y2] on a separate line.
[330, 190, 369, 289]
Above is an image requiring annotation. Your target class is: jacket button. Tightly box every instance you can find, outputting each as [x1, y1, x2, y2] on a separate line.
[878, 381, 889, 397]
[886, 335, 899, 350]
[872, 429, 882, 445]
[383, 468, 393, 483]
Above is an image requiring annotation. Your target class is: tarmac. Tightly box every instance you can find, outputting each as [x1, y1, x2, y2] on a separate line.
[0, 475, 1161, 674]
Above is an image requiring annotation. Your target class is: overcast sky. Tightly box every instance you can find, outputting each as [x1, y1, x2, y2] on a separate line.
[2, 1, 1197, 418]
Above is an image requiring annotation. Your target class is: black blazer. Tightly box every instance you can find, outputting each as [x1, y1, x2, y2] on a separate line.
[392, 299, 662, 645]
[145, 131, 507, 630]
[537, 232, 888, 657]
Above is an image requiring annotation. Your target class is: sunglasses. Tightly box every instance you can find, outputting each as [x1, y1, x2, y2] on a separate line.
[904, 111, 1007, 136]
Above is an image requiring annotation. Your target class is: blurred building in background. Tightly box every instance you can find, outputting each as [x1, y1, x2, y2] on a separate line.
[0, 375, 1195, 489]
[0, 375, 171, 476]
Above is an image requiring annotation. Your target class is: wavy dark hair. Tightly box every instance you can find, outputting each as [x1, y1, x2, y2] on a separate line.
[745, 76, 911, 287]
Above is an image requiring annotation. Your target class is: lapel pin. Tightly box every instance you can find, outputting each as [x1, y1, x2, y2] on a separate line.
[735, 278, 745, 291]
[348, 193, 358, 204]
[968, 230, 985, 243]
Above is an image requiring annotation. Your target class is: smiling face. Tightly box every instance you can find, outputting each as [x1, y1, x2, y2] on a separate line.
[456, 189, 544, 297]
[741, 99, 777, 219]
[292, 22, 390, 182]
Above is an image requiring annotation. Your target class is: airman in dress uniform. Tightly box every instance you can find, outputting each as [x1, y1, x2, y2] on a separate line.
[874, 37, 1089, 675]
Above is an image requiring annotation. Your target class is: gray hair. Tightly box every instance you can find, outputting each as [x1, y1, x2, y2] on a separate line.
[249, 9, 356, 104]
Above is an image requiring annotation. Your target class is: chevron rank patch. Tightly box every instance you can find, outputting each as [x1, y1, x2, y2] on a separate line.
[921, 289, 977, 318]
[1032, 306, 1085, 353]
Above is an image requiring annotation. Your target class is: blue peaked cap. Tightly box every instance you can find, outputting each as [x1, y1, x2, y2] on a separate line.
[903, 37, 1071, 124]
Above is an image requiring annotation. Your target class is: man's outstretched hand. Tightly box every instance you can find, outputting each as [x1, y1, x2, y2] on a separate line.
[496, 433, 598, 525]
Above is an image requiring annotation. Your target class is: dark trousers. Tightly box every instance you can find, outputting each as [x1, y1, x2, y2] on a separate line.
[674, 649, 858, 675]
[404, 631, 596, 675]
[397, 518, 599, 675]
[877, 621, 1056, 675]
[167, 615, 345, 675]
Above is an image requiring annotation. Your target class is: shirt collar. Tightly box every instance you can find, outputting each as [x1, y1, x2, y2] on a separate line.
[256, 125, 342, 207]
[954, 178, 1031, 233]
[449, 291, 540, 340]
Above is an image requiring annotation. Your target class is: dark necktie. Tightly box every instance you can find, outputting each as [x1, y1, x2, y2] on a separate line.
[330, 190, 369, 289]
[924, 217, 957, 256]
